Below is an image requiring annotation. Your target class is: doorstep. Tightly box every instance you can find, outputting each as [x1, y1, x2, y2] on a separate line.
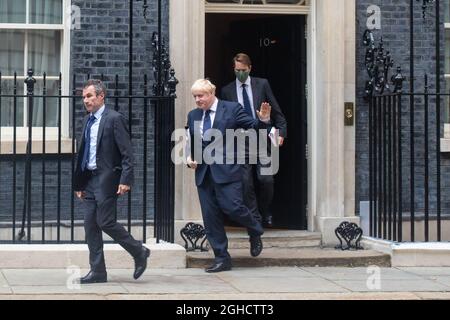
[187, 247, 391, 268]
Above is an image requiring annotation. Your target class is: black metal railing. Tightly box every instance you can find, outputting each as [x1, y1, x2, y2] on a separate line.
[369, 83, 445, 242]
[0, 0, 177, 244]
[0, 66, 176, 244]
[364, 0, 446, 243]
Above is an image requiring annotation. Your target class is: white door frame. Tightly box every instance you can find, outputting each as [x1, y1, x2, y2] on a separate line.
[169, 0, 356, 242]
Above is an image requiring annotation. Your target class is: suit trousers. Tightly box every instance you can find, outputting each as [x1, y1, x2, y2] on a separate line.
[242, 162, 274, 222]
[242, 164, 261, 223]
[197, 167, 264, 263]
[83, 174, 142, 273]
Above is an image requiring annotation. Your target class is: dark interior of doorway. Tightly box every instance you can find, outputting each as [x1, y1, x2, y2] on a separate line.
[205, 13, 307, 230]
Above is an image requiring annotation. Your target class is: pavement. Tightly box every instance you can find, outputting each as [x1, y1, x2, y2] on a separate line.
[1, 266, 450, 300]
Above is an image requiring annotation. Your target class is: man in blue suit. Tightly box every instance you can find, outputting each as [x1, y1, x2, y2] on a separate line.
[186, 79, 270, 273]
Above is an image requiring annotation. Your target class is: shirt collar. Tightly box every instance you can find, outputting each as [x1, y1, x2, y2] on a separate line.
[92, 105, 105, 120]
[206, 98, 218, 114]
[236, 76, 252, 87]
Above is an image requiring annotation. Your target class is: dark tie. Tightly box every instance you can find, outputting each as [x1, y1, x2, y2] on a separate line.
[81, 114, 96, 172]
[203, 109, 212, 139]
[242, 84, 253, 118]
[202, 110, 212, 150]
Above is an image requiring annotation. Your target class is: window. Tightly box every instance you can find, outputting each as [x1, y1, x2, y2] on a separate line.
[0, 0, 70, 141]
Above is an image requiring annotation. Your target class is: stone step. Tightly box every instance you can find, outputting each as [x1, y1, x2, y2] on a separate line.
[0, 239, 186, 269]
[187, 248, 391, 268]
[226, 229, 322, 249]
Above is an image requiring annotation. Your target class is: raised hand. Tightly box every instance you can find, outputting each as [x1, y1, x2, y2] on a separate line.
[256, 102, 271, 122]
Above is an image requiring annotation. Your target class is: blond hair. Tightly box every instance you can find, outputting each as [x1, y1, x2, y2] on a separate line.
[191, 79, 216, 94]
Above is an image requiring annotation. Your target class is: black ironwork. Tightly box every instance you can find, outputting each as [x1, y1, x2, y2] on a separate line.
[365, 0, 444, 243]
[17, 69, 37, 243]
[418, 0, 435, 19]
[151, 30, 178, 244]
[363, 30, 394, 101]
[0, 1, 178, 245]
[409, 0, 415, 242]
[334, 222, 363, 251]
[180, 223, 209, 252]
[435, 0, 442, 241]
[391, 67, 406, 94]
[0, 74, 176, 244]
[152, 33, 178, 97]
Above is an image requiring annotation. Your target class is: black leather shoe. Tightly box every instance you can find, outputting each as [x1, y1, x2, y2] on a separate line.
[250, 235, 263, 257]
[78, 271, 107, 284]
[263, 216, 273, 228]
[133, 246, 151, 280]
[205, 261, 232, 273]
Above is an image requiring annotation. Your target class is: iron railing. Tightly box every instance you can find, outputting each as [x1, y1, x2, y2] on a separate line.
[365, 0, 445, 242]
[369, 83, 445, 242]
[0, 0, 177, 244]
[0, 67, 176, 244]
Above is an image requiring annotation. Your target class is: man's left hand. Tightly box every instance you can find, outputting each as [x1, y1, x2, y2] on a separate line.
[256, 102, 271, 122]
[279, 136, 284, 147]
[117, 184, 131, 195]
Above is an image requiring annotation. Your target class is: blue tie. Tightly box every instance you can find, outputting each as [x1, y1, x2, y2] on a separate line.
[81, 114, 96, 172]
[242, 84, 253, 118]
[203, 109, 211, 140]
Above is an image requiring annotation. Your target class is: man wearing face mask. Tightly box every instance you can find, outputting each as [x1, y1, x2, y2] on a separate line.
[221, 53, 287, 228]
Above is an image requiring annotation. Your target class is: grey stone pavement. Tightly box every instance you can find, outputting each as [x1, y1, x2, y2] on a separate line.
[1, 267, 450, 300]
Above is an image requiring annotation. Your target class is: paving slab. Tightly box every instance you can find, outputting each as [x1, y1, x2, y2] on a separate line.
[105, 292, 422, 300]
[302, 267, 424, 281]
[398, 267, 450, 277]
[2, 267, 450, 298]
[427, 276, 450, 287]
[0, 269, 101, 287]
[11, 284, 128, 295]
[0, 271, 12, 294]
[108, 268, 215, 278]
[0, 294, 108, 300]
[219, 276, 348, 293]
[2, 269, 72, 286]
[121, 275, 237, 294]
[333, 279, 450, 292]
[414, 292, 450, 300]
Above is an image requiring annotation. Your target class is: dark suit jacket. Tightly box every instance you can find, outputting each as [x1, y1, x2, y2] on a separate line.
[73, 107, 134, 197]
[187, 99, 269, 186]
[221, 77, 287, 138]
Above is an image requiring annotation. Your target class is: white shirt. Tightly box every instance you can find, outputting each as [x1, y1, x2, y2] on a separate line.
[236, 76, 256, 119]
[199, 98, 218, 138]
[86, 105, 105, 170]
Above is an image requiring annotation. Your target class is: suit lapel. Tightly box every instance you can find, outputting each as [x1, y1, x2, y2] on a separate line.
[251, 77, 261, 111]
[191, 108, 203, 136]
[96, 107, 110, 149]
[212, 100, 224, 129]
[78, 115, 89, 153]
[231, 83, 239, 102]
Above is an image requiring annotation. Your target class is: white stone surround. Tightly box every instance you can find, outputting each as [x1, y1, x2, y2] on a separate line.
[169, 0, 357, 246]
[362, 237, 450, 267]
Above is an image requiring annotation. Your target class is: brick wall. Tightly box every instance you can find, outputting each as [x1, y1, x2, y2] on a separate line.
[0, 0, 170, 234]
[356, 0, 450, 216]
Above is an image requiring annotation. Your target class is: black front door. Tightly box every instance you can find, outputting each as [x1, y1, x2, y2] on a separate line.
[205, 14, 308, 230]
